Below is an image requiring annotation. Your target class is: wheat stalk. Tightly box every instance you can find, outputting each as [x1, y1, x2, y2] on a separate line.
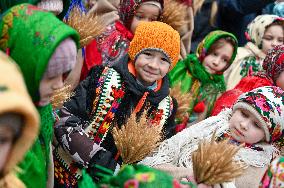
[50, 85, 74, 109]
[112, 110, 163, 164]
[192, 132, 246, 185]
[64, 7, 106, 47]
[170, 83, 192, 120]
[162, 0, 189, 31]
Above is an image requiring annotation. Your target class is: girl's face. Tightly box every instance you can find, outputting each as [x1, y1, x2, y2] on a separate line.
[229, 109, 265, 144]
[202, 41, 233, 74]
[39, 74, 64, 107]
[0, 125, 14, 172]
[135, 50, 170, 86]
[262, 25, 284, 54]
[276, 71, 284, 90]
[130, 3, 160, 34]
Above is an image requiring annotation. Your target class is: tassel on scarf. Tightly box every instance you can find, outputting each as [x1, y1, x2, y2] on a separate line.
[133, 92, 149, 113]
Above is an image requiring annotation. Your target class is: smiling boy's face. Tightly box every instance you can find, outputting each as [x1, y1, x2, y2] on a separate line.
[134, 50, 170, 87]
[229, 109, 265, 144]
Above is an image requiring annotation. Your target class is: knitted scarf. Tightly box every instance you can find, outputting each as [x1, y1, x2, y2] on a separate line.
[18, 104, 54, 188]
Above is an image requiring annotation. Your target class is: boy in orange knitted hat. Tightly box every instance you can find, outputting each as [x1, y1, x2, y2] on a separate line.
[53, 21, 180, 187]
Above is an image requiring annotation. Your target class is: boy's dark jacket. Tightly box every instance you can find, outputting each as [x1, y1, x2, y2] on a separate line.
[54, 55, 177, 186]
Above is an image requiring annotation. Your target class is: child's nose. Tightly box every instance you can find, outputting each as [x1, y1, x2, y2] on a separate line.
[212, 58, 220, 66]
[148, 58, 159, 68]
[240, 121, 248, 130]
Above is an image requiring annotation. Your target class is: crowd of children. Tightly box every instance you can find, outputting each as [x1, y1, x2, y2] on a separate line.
[0, 0, 284, 188]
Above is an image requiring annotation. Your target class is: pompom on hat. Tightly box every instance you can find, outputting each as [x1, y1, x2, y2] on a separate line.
[128, 21, 180, 70]
[233, 86, 284, 143]
[262, 45, 284, 83]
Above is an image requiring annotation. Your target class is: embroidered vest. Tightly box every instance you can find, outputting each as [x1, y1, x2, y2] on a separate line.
[54, 67, 173, 186]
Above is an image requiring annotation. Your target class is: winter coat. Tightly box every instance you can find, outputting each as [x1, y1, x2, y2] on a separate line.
[54, 56, 177, 187]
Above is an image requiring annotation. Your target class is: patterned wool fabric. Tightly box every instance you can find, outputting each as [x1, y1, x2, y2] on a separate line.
[260, 156, 284, 188]
[196, 30, 238, 65]
[245, 15, 284, 49]
[98, 164, 195, 188]
[119, 0, 164, 27]
[128, 21, 180, 69]
[233, 86, 284, 143]
[263, 45, 284, 83]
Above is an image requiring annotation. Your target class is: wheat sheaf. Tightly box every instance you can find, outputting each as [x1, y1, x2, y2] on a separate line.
[192, 132, 246, 185]
[170, 83, 192, 120]
[112, 111, 163, 164]
[64, 7, 106, 47]
[162, 0, 189, 31]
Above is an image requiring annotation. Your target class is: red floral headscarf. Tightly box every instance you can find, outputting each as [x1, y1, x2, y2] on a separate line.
[119, 0, 164, 28]
[263, 45, 284, 83]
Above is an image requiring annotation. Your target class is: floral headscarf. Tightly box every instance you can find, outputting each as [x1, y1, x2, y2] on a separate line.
[263, 45, 284, 83]
[119, 0, 164, 28]
[233, 86, 284, 143]
[245, 15, 284, 49]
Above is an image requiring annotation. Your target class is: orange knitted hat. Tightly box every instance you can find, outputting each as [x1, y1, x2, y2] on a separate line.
[128, 21, 180, 70]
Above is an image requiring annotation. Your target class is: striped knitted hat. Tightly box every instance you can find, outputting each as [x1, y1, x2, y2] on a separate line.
[128, 21, 180, 70]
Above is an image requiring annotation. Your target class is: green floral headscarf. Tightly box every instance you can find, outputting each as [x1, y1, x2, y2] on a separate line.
[0, 4, 79, 188]
[169, 30, 238, 120]
[196, 30, 238, 65]
[0, 3, 79, 102]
